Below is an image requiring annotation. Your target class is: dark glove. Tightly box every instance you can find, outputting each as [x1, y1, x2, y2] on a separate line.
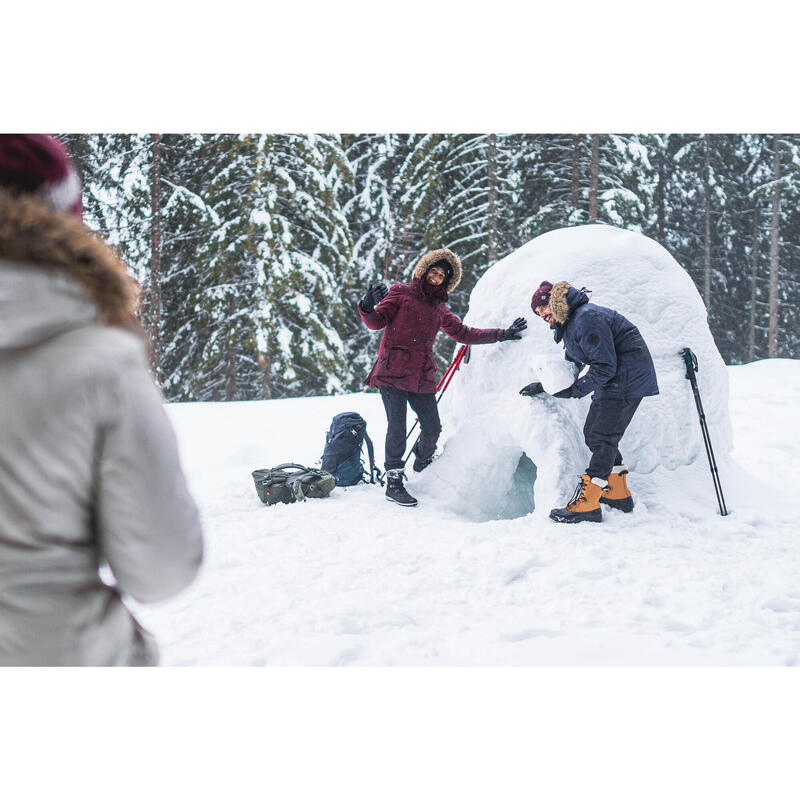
[519, 382, 545, 396]
[360, 282, 388, 313]
[499, 316, 527, 341]
[519, 382, 575, 398]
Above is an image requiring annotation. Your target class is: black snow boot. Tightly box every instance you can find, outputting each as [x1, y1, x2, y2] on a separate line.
[385, 469, 417, 507]
[412, 452, 436, 473]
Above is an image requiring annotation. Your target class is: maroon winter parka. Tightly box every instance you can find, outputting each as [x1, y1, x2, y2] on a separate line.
[359, 249, 504, 394]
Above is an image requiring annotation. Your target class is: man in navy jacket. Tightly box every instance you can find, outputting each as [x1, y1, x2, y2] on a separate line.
[521, 280, 659, 524]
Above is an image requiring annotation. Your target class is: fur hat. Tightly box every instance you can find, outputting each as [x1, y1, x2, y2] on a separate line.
[0, 135, 82, 218]
[413, 248, 463, 293]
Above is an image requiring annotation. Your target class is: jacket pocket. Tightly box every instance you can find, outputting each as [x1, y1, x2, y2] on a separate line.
[382, 346, 412, 377]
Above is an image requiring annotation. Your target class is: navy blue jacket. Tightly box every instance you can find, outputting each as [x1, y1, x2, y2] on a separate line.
[554, 287, 659, 400]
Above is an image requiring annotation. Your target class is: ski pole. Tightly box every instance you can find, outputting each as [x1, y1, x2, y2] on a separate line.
[680, 347, 728, 516]
[402, 345, 469, 466]
[402, 344, 468, 445]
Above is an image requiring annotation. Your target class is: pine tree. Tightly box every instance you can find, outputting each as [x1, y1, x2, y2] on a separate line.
[256, 134, 353, 397]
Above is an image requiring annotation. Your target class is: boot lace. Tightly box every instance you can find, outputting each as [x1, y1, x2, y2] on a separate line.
[567, 476, 587, 509]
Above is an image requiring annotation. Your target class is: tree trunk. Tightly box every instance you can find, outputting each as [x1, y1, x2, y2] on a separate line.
[768, 134, 781, 358]
[487, 133, 498, 264]
[571, 135, 581, 212]
[225, 294, 237, 401]
[149, 134, 162, 382]
[655, 138, 666, 245]
[703, 134, 712, 309]
[260, 349, 272, 400]
[588, 134, 599, 222]
[383, 134, 397, 282]
[748, 204, 760, 362]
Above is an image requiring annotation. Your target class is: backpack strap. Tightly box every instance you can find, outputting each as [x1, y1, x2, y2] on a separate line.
[362, 430, 384, 486]
[286, 468, 322, 502]
[273, 463, 310, 472]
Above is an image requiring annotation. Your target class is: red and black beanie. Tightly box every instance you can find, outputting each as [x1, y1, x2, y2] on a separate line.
[530, 280, 554, 312]
[0, 134, 83, 218]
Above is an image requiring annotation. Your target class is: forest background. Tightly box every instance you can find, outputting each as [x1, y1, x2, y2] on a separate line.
[60, 134, 800, 402]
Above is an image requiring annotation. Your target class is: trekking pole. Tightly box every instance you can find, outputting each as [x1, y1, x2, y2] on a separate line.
[402, 345, 469, 466]
[680, 347, 728, 516]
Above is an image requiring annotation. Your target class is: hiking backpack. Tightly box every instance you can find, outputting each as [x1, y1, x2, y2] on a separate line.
[252, 463, 337, 506]
[321, 412, 382, 487]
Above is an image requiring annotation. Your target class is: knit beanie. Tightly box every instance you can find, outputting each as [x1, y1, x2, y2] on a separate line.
[0, 135, 83, 218]
[530, 280, 554, 312]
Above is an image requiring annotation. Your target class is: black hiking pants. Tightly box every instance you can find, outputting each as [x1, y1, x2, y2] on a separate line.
[379, 386, 441, 471]
[583, 397, 642, 480]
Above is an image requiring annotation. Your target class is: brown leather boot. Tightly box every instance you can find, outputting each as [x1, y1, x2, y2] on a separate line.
[600, 465, 634, 513]
[550, 474, 607, 523]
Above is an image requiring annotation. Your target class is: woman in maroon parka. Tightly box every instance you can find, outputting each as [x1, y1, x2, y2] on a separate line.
[359, 247, 526, 507]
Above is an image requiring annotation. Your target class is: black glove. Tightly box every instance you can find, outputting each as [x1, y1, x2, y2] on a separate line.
[519, 382, 545, 396]
[360, 282, 388, 313]
[519, 382, 575, 398]
[499, 316, 527, 341]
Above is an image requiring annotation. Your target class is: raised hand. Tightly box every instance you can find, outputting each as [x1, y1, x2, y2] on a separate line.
[361, 282, 388, 313]
[499, 316, 527, 341]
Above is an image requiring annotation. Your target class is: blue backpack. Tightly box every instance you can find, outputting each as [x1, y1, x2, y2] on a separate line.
[321, 412, 382, 487]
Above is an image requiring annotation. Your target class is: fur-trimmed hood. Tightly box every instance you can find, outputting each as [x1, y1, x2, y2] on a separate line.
[549, 280, 592, 325]
[549, 280, 572, 324]
[413, 248, 463, 293]
[0, 188, 140, 346]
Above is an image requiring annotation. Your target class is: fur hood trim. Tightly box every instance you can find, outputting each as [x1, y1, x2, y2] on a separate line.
[413, 248, 463, 293]
[549, 280, 572, 324]
[0, 188, 140, 328]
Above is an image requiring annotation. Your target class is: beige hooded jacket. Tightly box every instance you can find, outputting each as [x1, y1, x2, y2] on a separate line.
[0, 191, 203, 665]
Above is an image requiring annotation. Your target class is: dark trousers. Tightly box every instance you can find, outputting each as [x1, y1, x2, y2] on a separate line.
[583, 397, 642, 480]
[379, 386, 442, 471]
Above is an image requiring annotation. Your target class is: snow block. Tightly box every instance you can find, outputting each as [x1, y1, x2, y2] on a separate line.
[420, 224, 732, 522]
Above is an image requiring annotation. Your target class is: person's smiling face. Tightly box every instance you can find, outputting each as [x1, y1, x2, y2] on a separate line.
[426, 266, 447, 285]
[535, 304, 554, 324]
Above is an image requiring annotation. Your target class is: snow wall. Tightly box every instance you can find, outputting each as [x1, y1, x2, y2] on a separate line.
[421, 224, 732, 522]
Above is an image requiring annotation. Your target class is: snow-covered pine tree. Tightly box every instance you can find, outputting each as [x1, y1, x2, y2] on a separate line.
[515, 135, 636, 239]
[339, 133, 405, 390]
[166, 134, 265, 401]
[748, 134, 800, 359]
[415, 134, 521, 367]
[59, 134, 151, 268]
[255, 133, 353, 398]
[342, 134, 454, 380]
[431, 134, 519, 274]
[515, 134, 580, 237]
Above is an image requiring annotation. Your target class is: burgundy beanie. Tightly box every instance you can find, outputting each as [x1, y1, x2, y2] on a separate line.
[0, 134, 83, 218]
[530, 280, 554, 311]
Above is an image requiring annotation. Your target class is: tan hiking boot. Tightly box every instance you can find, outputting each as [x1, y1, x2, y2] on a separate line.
[600, 465, 634, 513]
[549, 474, 607, 523]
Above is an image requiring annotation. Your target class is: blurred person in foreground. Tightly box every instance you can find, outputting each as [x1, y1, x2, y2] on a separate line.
[0, 135, 203, 665]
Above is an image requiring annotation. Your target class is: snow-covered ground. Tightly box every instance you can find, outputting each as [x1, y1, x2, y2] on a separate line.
[134, 358, 800, 666]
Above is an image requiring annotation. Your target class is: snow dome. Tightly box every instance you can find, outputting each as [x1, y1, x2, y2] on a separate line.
[422, 224, 732, 522]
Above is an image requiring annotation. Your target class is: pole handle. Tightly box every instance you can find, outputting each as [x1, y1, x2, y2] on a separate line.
[680, 346, 698, 380]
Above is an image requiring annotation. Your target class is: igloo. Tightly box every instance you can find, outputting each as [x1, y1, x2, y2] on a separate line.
[419, 224, 733, 522]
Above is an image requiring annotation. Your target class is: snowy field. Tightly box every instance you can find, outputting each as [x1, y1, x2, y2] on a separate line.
[135, 358, 800, 666]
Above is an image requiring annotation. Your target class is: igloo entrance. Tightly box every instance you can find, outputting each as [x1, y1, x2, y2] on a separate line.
[498, 452, 537, 520]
